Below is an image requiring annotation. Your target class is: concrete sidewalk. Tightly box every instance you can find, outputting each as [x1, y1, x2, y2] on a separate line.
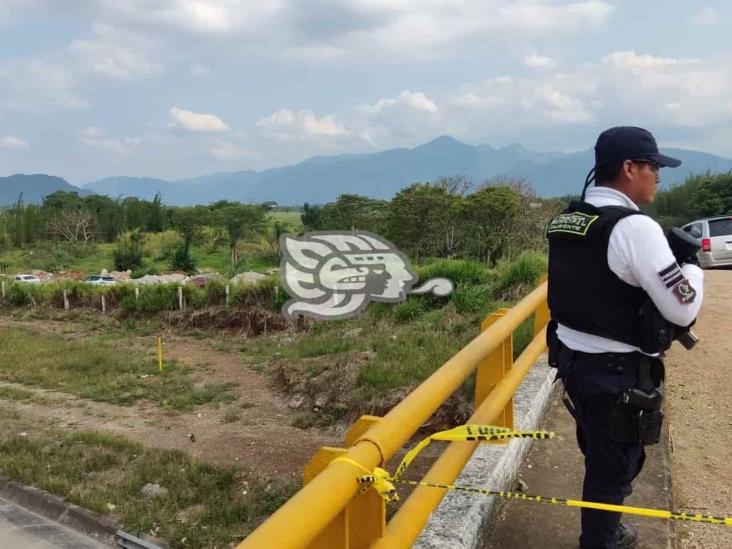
[483, 389, 672, 549]
[0, 497, 109, 548]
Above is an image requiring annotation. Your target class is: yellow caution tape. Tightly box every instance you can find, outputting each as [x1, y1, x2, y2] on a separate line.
[393, 424, 556, 481]
[334, 424, 732, 527]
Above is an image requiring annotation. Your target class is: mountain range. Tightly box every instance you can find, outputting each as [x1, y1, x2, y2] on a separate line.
[3, 136, 732, 206]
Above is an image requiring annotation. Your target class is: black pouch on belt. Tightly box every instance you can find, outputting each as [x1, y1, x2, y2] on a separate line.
[610, 387, 664, 445]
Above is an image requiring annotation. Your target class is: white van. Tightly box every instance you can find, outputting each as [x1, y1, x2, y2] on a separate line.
[682, 215, 732, 268]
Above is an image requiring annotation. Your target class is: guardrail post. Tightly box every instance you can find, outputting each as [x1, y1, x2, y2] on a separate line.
[304, 447, 349, 548]
[344, 416, 385, 549]
[533, 276, 550, 337]
[301, 417, 385, 549]
[475, 308, 513, 431]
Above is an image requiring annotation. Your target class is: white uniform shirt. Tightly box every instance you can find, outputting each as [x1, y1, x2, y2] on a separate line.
[557, 186, 704, 354]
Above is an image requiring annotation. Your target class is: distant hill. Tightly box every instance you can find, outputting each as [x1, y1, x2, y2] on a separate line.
[83, 137, 732, 205]
[0, 174, 89, 206]
[7, 137, 732, 206]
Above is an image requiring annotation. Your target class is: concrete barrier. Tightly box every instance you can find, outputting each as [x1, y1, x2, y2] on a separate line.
[415, 357, 556, 549]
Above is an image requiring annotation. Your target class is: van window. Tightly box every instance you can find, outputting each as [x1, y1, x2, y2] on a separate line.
[709, 218, 732, 237]
[688, 223, 703, 239]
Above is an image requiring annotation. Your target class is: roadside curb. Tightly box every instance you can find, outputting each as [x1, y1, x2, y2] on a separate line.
[0, 473, 118, 545]
[414, 357, 556, 549]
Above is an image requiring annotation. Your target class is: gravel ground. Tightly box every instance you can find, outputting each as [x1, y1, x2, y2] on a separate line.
[665, 268, 732, 549]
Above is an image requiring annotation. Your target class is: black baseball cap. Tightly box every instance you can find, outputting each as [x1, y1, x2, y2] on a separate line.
[594, 126, 682, 168]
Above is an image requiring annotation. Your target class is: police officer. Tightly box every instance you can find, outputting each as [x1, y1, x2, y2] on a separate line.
[546, 127, 704, 548]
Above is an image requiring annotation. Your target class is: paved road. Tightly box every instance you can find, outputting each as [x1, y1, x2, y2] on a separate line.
[0, 497, 109, 548]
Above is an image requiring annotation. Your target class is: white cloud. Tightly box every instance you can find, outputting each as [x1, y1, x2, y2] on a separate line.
[77, 127, 140, 155]
[70, 24, 163, 80]
[32, 1, 616, 64]
[692, 7, 720, 25]
[602, 50, 699, 70]
[94, 0, 283, 36]
[169, 106, 230, 132]
[359, 91, 438, 115]
[537, 85, 593, 123]
[0, 135, 30, 149]
[209, 140, 251, 160]
[524, 54, 556, 69]
[256, 109, 345, 138]
[0, 58, 90, 110]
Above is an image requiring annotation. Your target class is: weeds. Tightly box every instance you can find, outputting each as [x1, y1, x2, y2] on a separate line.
[0, 328, 237, 410]
[0, 415, 296, 549]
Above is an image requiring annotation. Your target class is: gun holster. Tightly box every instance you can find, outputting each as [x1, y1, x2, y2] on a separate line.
[611, 387, 664, 445]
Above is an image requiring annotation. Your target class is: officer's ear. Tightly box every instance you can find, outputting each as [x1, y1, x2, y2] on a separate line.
[621, 159, 635, 180]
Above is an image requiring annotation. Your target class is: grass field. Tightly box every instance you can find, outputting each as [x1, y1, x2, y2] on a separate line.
[0, 209, 303, 276]
[0, 251, 547, 545]
[0, 327, 237, 410]
[0, 411, 295, 549]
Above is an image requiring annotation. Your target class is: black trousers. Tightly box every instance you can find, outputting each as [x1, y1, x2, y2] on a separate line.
[557, 346, 647, 549]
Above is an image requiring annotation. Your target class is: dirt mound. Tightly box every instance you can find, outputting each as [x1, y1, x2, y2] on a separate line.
[171, 305, 306, 336]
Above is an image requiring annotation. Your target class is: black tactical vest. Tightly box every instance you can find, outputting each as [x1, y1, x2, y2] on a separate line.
[547, 201, 648, 347]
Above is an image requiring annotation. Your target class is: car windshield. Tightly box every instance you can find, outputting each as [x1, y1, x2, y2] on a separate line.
[709, 218, 732, 237]
[87, 276, 100, 280]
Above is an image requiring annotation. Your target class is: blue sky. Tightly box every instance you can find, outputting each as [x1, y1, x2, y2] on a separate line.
[1, 1, 731, 185]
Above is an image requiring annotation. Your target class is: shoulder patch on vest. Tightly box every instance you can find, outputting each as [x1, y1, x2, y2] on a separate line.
[658, 262, 684, 288]
[547, 212, 599, 236]
[672, 278, 697, 304]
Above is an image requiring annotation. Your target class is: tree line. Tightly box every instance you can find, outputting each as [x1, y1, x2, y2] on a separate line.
[1, 170, 728, 274]
[302, 177, 565, 265]
[645, 170, 732, 228]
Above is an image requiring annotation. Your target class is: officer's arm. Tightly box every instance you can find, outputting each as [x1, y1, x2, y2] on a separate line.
[608, 216, 704, 327]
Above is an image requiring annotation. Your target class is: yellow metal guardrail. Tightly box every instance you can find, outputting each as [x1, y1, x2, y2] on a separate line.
[239, 280, 549, 549]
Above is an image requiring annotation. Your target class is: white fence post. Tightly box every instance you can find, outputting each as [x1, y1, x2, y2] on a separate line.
[135, 287, 140, 302]
[225, 284, 230, 307]
[1, 281, 5, 299]
[101, 294, 106, 314]
[178, 286, 184, 311]
[63, 289, 70, 311]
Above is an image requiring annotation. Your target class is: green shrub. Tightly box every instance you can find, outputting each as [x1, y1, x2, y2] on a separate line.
[143, 230, 183, 260]
[113, 230, 144, 272]
[418, 258, 490, 286]
[493, 252, 547, 296]
[130, 266, 159, 279]
[5, 283, 38, 306]
[393, 298, 425, 322]
[120, 284, 179, 313]
[451, 283, 493, 314]
[170, 238, 197, 274]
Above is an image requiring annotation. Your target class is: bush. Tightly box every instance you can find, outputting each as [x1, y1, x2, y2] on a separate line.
[418, 259, 490, 286]
[393, 298, 425, 323]
[143, 230, 183, 260]
[451, 283, 493, 314]
[170, 239, 196, 274]
[130, 266, 159, 279]
[120, 284, 179, 313]
[113, 231, 144, 272]
[493, 252, 547, 297]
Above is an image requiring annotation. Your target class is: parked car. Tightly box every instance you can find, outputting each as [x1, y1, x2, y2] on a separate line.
[84, 275, 117, 286]
[13, 274, 41, 284]
[681, 215, 732, 268]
